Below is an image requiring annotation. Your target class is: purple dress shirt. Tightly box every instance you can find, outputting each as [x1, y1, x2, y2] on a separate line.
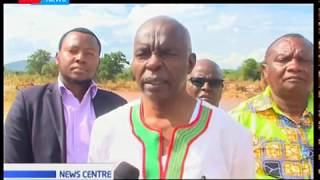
[58, 78, 97, 163]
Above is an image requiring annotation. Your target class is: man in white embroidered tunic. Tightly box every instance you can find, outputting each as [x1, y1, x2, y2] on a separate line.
[88, 16, 255, 179]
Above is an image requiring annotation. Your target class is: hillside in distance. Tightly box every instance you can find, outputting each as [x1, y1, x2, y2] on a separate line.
[4, 58, 55, 72]
[4, 60, 27, 72]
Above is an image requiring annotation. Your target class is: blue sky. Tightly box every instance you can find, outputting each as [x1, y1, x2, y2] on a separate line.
[4, 4, 313, 69]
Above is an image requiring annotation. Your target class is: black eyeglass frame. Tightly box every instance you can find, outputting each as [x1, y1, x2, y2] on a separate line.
[189, 77, 224, 88]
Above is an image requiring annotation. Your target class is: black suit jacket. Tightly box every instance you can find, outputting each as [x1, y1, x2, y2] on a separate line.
[4, 83, 127, 163]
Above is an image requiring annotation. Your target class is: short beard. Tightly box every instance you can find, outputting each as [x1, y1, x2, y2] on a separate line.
[70, 78, 92, 85]
[59, 73, 92, 87]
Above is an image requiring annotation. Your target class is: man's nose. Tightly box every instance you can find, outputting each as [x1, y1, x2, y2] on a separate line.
[201, 82, 212, 91]
[287, 58, 305, 73]
[75, 52, 86, 63]
[145, 53, 162, 71]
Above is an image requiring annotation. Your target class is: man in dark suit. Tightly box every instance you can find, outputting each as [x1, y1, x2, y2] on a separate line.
[4, 27, 127, 163]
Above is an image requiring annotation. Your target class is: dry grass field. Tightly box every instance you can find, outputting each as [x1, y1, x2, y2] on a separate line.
[4, 74, 264, 120]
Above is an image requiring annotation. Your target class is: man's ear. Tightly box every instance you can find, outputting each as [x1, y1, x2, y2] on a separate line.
[55, 52, 60, 65]
[188, 53, 196, 74]
[186, 73, 192, 81]
[131, 59, 136, 81]
[96, 57, 101, 70]
[261, 63, 268, 82]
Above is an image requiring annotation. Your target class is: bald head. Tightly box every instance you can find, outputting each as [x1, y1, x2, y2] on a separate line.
[264, 33, 313, 64]
[192, 59, 223, 80]
[134, 16, 192, 54]
[132, 15, 196, 104]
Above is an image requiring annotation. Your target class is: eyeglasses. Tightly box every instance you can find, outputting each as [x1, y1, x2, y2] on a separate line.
[189, 77, 224, 88]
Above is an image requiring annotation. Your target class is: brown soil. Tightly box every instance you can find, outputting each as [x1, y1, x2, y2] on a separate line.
[114, 91, 248, 111]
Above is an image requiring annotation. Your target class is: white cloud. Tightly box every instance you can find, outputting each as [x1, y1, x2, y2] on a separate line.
[220, 48, 265, 70]
[4, 4, 128, 62]
[222, 52, 245, 69]
[124, 4, 208, 38]
[247, 48, 265, 63]
[128, 4, 207, 23]
[195, 51, 223, 62]
[110, 4, 212, 55]
[4, 4, 313, 70]
[4, 4, 126, 41]
[232, 26, 240, 33]
[206, 14, 238, 32]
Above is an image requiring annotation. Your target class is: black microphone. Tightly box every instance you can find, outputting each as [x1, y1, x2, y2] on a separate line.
[114, 161, 140, 179]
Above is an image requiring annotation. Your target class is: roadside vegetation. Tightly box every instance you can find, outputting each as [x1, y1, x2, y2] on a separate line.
[4, 49, 265, 118]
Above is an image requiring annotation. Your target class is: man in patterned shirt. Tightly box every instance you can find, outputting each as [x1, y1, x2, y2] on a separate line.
[230, 33, 313, 179]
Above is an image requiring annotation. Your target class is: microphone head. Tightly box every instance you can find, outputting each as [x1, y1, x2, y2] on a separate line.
[114, 161, 140, 179]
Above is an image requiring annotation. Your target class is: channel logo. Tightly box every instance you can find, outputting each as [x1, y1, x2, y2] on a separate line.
[4, 164, 114, 180]
[18, 0, 69, 5]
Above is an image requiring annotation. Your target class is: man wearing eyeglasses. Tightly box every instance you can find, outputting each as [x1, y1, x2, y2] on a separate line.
[186, 59, 224, 106]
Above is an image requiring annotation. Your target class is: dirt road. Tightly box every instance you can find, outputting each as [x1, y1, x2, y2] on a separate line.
[3, 91, 245, 121]
[114, 91, 245, 111]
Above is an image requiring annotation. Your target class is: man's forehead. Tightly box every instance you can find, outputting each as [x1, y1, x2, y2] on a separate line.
[265, 37, 313, 64]
[269, 39, 293, 55]
[62, 33, 82, 46]
[270, 37, 311, 53]
[63, 32, 95, 44]
[192, 63, 222, 77]
[64, 31, 86, 39]
[196, 60, 220, 71]
[135, 23, 183, 41]
[192, 66, 211, 75]
[137, 17, 182, 32]
[62, 32, 99, 50]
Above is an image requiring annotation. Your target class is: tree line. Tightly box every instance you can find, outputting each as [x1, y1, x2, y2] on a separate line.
[5, 49, 262, 81]
[223, 58, 262, 81]
[4, 49, 133, 82]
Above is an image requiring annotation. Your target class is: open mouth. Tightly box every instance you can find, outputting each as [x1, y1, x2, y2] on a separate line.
[285, 76, 305, 82]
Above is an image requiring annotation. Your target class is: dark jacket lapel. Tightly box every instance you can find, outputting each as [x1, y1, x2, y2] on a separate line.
[92, 89, 127, 118]
[46, 83, 66, 163]
[92, 90, 105, 118]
